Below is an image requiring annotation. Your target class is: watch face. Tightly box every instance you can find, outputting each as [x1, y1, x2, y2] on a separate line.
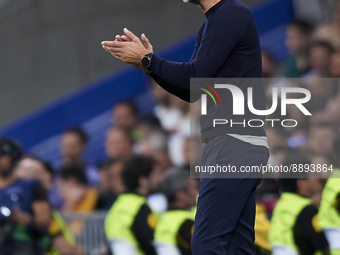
[141, 56, 150, 68]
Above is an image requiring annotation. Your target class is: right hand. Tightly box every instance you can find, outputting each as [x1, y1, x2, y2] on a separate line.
[115, 33, 153, 53]
[115, 32, 154, 73]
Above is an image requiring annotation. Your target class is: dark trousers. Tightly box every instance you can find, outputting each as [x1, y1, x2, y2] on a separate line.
[191, 135, 270, 255]
[2, 240, 36, 255]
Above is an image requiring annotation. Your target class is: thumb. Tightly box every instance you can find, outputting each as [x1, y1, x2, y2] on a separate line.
[124, 28, 138, 41]
[141, 33, 153, 52]
[141, 33, 150, 45]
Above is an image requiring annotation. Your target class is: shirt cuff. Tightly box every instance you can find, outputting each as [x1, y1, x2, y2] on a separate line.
[149, 54, 162, 75]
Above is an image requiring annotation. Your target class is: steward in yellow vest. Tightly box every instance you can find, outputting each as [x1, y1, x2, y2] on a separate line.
[254, 203, 272, 254]
[318, 168, 340, 255]
[269, 155, 329, 255]
[154, 168, 198, 255]
[104, 155, 159, 255]
[46, 210, 79, 255]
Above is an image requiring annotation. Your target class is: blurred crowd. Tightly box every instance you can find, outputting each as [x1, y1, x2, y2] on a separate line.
[1, 1, 340, 255]
[254, 1, 340, 254]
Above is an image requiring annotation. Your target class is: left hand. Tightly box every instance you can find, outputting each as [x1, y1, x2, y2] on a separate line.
[114, 33, 153, 53]
[11, 208, 33, 226]
[101, 28, 150, 65]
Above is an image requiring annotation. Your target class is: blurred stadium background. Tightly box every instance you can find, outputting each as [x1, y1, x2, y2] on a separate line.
[1, 0, 340, 254]
[0, 0, 294, 164]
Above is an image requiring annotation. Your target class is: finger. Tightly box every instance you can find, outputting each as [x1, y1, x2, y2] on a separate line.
[121, 35, 132, 42]
[102, 41, 122, 47]
[115, 35, 123, 42]
[101, 41, 123, 48]
[111, 53, 122, 59]
[104, 45, 123, 52]
[123, 28, 138, 41]
[116, 35, 131, 42]
[141, 33, 149, 45]
[141, 33, 153, 52]
[111, 53, 123, 61]
[102, 43, 122, 50]
[103, 46, 123, 55]
[102, 45, 113, 52]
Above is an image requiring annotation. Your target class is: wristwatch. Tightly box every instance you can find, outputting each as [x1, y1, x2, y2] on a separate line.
[141, 53, 154, 70]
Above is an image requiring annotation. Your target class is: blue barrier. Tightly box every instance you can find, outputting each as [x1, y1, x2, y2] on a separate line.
[252, 0, 294, 36]
[0, 0, 294, 165]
